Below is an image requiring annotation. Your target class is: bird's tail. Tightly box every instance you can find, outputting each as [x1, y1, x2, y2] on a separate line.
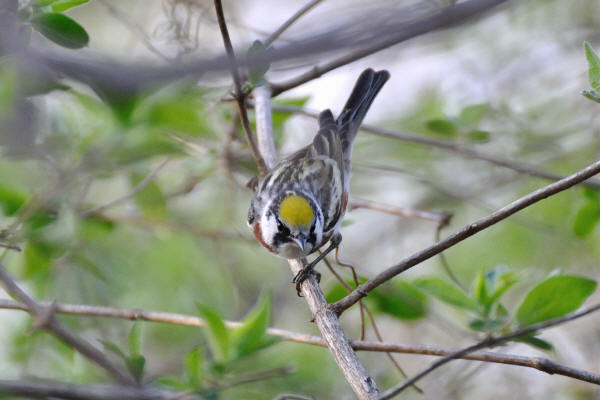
[337, 68, 390, 159]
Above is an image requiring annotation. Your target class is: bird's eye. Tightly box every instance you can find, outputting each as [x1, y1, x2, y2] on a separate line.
[276, 218, 290, 236]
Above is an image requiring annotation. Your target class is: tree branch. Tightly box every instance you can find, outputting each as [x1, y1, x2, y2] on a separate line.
[378, 303, 600, 399]
[214, 0, 268, 177]
[270, 0, 508, 96]
[348, 197, 452, 225]
[332, 158, 600, 314]
[1, 299, 598, 387]
[0, 379, 196, 400]
[80, 158, 170, 217]
[269, 104, 600, 190]
[253, 87, 379, 399]
[0, 264, 135, 385]
[263, 0, 323, 47]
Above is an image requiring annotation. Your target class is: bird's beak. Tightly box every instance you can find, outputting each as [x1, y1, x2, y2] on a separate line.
[293, 234, 306, 251]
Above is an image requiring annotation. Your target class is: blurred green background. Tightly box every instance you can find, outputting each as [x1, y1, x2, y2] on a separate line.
[1, 0, 600, 399]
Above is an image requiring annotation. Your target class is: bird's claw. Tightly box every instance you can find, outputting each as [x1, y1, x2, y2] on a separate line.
[292, 264, 321, 296]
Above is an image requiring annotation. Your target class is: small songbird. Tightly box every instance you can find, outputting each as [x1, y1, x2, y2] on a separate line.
[247, 68, 390, 293]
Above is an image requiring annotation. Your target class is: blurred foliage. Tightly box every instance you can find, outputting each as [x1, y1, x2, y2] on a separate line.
[1, 0, 600, 399]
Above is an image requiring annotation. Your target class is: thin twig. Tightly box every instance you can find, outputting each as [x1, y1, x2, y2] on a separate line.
[0, 299, 598, 386]
[349, 197, 452, 225]
[0, 243, 21, 251]
[321, 257, 421, 393]
[268, 104, 600, 190]
[213, 366, 294, 390]
[0, 264, 135, 385]
[435, 223, 465, 290]
[98, 0, 173, 62]
[378, 303, 600, 399]
[332, 158, 600, 314]
[80, 158, 171, 217]
[0, 379, 196, 400]
[272, 394, 315, 400]
[263, 0, 323, 47]
[213, 0, 268, 177]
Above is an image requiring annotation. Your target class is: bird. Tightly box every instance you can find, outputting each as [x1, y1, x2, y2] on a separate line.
[247, 68, 390, 294]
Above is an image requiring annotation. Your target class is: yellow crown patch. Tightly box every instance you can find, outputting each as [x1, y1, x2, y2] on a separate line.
[279, 195, 313, 227]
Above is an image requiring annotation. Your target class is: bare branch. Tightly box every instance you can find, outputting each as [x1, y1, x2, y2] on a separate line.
[348, 197, 452, 225]
[270, 0, 508, 96]
[269, 104, 600, 190]
[263, 0, 323, 47]
[379, 303, 600, 399]
[0, 242, 21, 251]
[0, 265, 135, 385]
[0, 379, 195, 400]
[80, 158, 171, 217]
[332, 158, 600, 314]
[253, 86, 379, 399]
[272, 394, 315, 400]
[254, 85, 278, 168]
[213, 0, 268, 176]
[1, 299, 598, 386]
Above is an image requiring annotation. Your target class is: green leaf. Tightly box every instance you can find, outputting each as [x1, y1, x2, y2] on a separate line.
[325, 282, 349, 303]
[271, 96, 310, 146]
[415, 277, 479, 311]
[325, 276, 367, 303]
[466, 130, 490, 142]
[34, 0, 59, 7]
[513, 334, 553, 351]
[486, 273, 519, 309]
[585, 42, 600, 92]
[583, 188, 600, 201]
[371, 281, 426, 320]
[231, 292, 273, 359]
[0, 184, 28, 216]
[516, 275, 597, 326]
[573, 200, 600, 238]
[51, 0, 89, 12]
[130, 172, 167, 219]
[25, 211, 57, 232]
[478, 266, 519, 313]
[23, 240, 52, 280]
[127, 354, 146, 383]
[425, 118, 458, 135]
[99, 340, 127, 360]
[128, 323, 142, 356]
[458, 104, 488, 125]
[30, 13, 89, 49]
[582, 90, 600, 103]
[473, 270, 488, 308]
[146, 97, 211, 136]
[197, 305, 229, 362]
[247, 40, 271, 85]
[184, 347, 204, 389]
[154, 376, 188, 390]
[495, 303, 508, 318]
[468, 317, 506, 332]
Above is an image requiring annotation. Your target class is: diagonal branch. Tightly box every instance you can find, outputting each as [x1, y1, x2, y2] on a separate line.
[332, 158, 600, 314]
[80, 158, 171, 217]
[269, 104, 600, 190]
[378, 303, 600, 399]
[0, 264, 135, 385]
[270, 0, 508, 96]
[263, 0, 323, 47]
